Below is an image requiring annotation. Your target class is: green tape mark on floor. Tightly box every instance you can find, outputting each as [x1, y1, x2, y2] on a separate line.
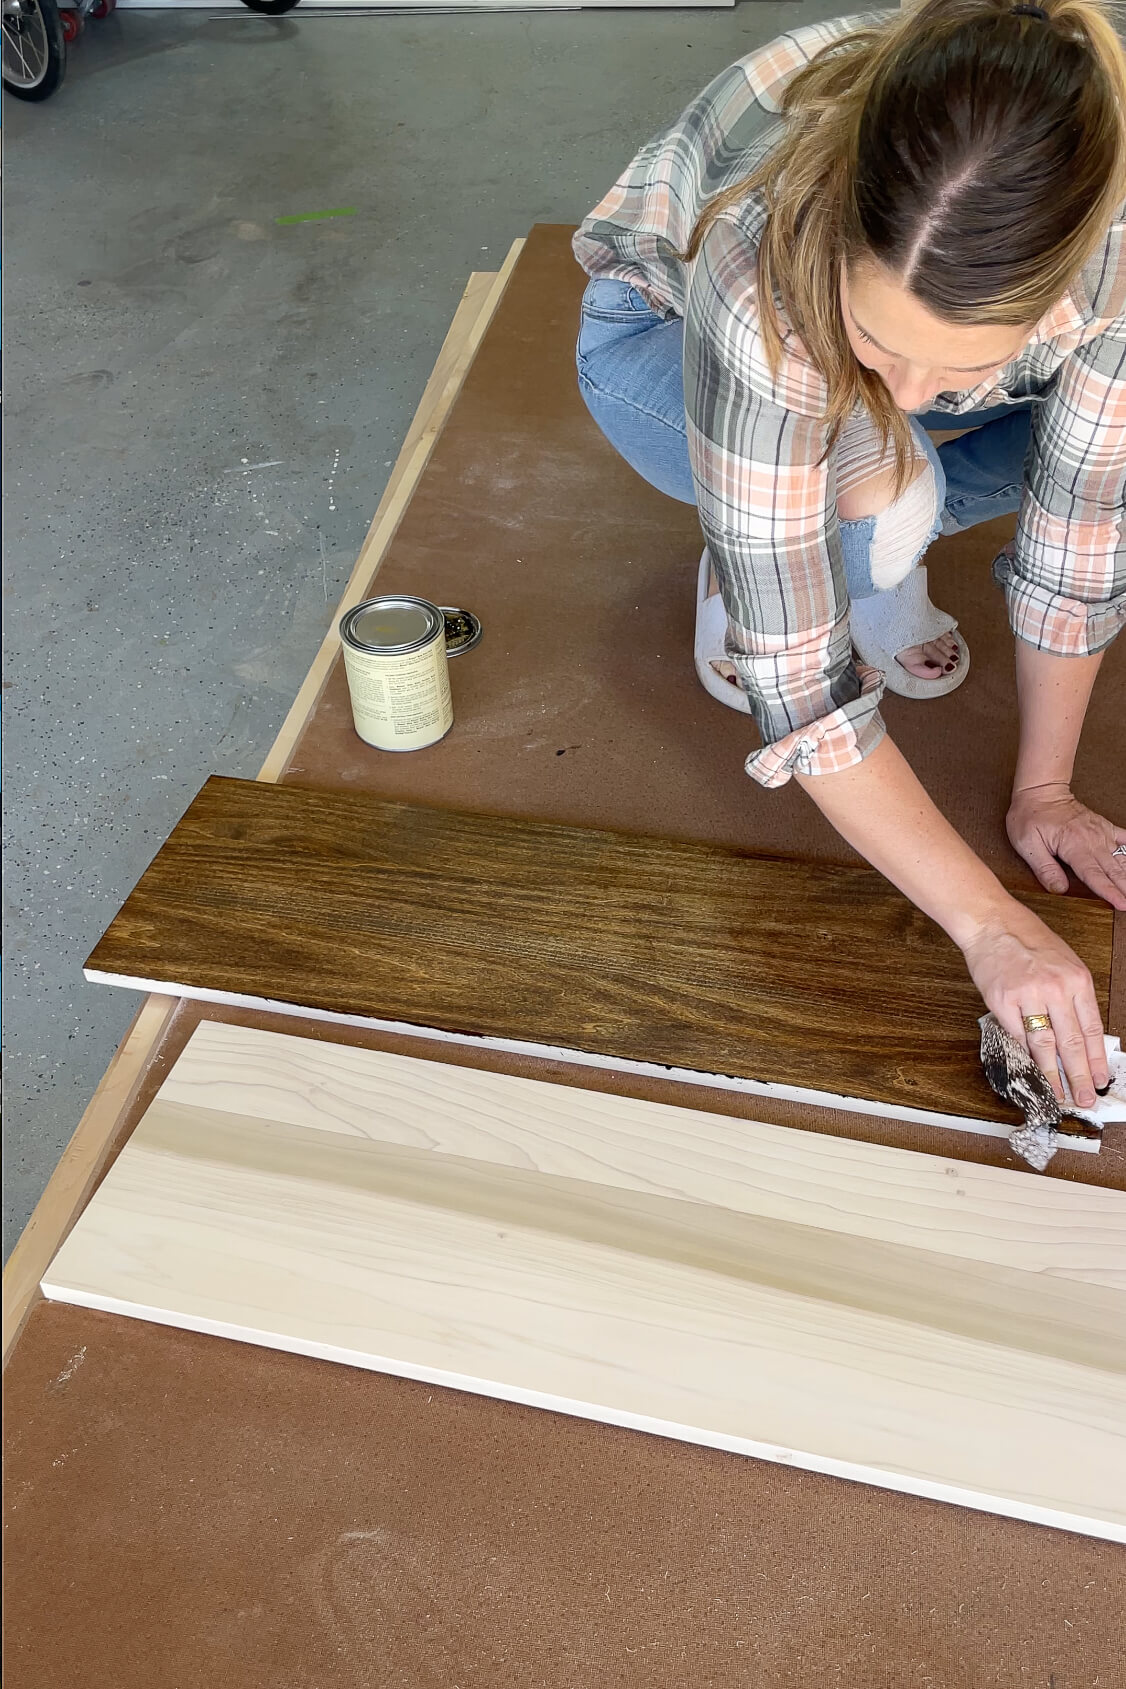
[276, 208, 357, 225]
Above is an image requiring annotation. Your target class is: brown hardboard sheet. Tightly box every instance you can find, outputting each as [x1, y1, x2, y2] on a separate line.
[280, 224, 1124, 901]
[7, 1297, 1126, 1689]
[10, 221, 1124, 1681]
[82, 777, 1114, 1126]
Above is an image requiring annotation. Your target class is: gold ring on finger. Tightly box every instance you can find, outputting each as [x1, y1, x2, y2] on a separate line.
[1023, 1012, 1053, 1033]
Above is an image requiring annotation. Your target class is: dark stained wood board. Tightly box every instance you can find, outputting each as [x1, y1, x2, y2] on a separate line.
[84, 776, 1113, 1129]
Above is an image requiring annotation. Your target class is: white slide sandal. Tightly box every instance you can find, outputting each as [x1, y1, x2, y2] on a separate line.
[849, 565, 970, 699]
[693, 550, 752, 714]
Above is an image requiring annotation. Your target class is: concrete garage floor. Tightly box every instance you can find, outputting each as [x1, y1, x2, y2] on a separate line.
[2, 0, 840, 1257]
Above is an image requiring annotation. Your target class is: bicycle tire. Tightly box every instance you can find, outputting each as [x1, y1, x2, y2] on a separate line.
[239, 0, 302, 13]
[2, 0, 65, 100]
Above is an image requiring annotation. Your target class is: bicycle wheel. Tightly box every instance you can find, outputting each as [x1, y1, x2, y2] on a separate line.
[2, 0, 65, 100]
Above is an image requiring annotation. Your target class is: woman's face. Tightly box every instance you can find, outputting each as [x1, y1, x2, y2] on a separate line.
[840, 259, 1034, 413]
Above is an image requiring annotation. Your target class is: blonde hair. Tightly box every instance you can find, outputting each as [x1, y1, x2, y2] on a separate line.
[684, 0, 1126, 485]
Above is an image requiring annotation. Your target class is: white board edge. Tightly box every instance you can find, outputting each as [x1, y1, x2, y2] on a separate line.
[38, 1282, 1126, 1543]
[83, 968, 1102, 1152]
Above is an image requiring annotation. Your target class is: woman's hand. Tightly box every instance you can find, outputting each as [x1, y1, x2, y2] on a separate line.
[960, 901, 1109, 1107]
[1007, 783, 1126, 910]
[794, 737, 1111, 1106]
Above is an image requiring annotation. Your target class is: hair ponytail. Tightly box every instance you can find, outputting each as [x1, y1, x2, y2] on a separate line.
[685, 0, 1126, 484]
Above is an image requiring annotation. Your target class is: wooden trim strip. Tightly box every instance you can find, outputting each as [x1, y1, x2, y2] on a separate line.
[2, 260, 517, 1368]
[2, 995, 179, 1365]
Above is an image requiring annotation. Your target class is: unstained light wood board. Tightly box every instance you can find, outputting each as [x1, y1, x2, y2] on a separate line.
[41, 1020, 1126, 1540]
[83, 775, 1113, 1140]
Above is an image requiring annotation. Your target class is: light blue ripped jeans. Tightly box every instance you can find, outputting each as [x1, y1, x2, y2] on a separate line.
[575, 277, 1032, 600]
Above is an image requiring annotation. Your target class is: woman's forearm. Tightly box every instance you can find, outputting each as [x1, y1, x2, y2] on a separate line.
[795, 732, 1107, 1104]
[795, 734, 1016, 948]
[1012, 641, 1103, 794]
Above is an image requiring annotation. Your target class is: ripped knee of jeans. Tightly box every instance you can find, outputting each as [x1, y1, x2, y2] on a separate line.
[867, 460, 940, 591]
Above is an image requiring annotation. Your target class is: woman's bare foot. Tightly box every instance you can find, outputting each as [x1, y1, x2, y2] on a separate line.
[896, 630, 959, 678]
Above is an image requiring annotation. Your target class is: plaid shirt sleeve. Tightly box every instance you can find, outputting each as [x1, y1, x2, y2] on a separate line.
[995, 305, 1126, 657]
[575, 21, 1123, 787]
[684, 215, 887, 788]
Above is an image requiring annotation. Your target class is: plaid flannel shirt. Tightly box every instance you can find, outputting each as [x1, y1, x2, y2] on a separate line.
[574, 15, 1126, 787]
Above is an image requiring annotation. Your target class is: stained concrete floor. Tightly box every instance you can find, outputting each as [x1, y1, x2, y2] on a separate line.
[1, 0, 840, 1257]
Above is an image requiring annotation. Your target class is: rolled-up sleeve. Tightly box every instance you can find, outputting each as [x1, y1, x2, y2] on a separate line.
[684, 218, 886, 787]
[996, 319, 1126, 655]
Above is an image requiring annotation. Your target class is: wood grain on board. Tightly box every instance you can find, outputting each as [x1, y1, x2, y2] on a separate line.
[157, 1023, 1126, 1280]
[41, 1021, 1126, 1539]
[84, 776, 1112, 1128]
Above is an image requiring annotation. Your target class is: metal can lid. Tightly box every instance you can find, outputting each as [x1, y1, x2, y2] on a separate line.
[340, 596, 444, 655]
[441, 607, 483, 656]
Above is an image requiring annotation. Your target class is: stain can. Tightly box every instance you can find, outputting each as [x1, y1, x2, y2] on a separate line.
[339, 595, 453, 752]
